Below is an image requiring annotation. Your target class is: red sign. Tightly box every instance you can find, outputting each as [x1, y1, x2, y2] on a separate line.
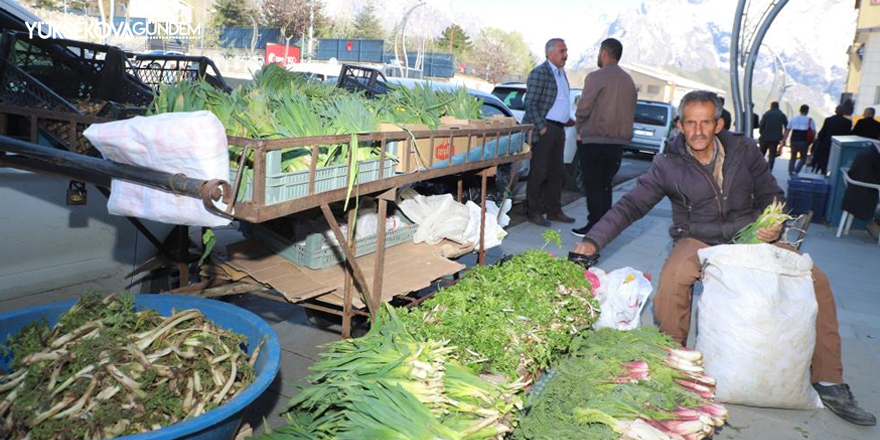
[346, 40, 353, 52]
[435, 141, 450, 161]
[264, 43, 300, 66]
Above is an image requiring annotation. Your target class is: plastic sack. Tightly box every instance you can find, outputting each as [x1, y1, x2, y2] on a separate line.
[695, 244, 822, 409]
[83, 111, 230, 227]
[462, 199, 512, 251]
[398, 189, 469, 244]
[591, 267, 652, 331]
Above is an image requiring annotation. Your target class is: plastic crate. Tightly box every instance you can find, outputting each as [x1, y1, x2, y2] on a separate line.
[231, 158, 395, 205]
[125, 53, 231, 92]
[786, 176, 829, 223]
[240, 215, 418, 270]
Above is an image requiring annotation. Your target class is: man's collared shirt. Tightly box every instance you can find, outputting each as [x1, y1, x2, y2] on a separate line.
[545, 63, 570, 124]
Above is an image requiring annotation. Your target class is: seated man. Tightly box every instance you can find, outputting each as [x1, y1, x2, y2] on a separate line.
[572, 90, 875, 426]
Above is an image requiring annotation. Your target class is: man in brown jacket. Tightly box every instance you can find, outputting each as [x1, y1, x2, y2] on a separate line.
[572, 38, 637, 237]
[572, 90, 875, 426]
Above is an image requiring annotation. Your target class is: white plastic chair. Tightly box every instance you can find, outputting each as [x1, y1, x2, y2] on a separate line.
[836, 168, 880, 245]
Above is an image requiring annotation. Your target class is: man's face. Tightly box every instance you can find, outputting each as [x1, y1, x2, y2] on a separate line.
[678, 101, 723, 153]
[597, 48, 605, 68]
[548, 41, 568, 68]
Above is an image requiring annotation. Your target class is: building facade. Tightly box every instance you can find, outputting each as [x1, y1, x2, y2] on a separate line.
[845, 0, 880, 113]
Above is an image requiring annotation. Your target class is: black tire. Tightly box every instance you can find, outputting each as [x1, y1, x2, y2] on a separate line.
[572, 150, 587, 195]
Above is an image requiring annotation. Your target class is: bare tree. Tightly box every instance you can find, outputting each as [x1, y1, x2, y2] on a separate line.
[469, 31, 512, 84]
[262, 0, 323, 63]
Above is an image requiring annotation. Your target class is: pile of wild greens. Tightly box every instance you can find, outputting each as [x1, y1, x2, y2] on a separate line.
[514, 327, 728, 440]
[0, 292, 261, 440]
[398, 233, 599, 380]
[261, 305, 524, 440]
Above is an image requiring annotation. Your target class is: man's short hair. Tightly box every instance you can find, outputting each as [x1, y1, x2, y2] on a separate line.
[865, 107, 876, 118]
[799, 104, 809, 114]
[545, 38, 564, 55]
[678, 90, 723, 121]
[770, 101, 780, 109]
[600, 38, 623, 61]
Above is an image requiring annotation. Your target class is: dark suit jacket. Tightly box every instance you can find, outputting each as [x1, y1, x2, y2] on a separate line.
[842, 147, 880, 220]
[522, 61, 560, 144]
[759, 108, 788, 142]
[852, 118, 880, 140]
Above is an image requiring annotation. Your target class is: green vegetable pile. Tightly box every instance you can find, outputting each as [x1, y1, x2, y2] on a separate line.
[0, 292, 261, 440]
[732, 199, 792, 244]
[261, 306, 524, 440]
[399, 247, 598, 380]
[515, 327, 728, 440]
[148, 64, 486, 174]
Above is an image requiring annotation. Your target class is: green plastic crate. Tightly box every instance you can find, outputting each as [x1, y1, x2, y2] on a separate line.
[240, 216, 418, 270]
[231, 156, 395, 205]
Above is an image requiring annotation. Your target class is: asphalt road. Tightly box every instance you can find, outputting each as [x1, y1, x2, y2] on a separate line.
[507, 151, 655, 227]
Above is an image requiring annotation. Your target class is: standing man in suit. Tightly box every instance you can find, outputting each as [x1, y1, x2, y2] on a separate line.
[522, 38, 577, 226]
[572, 38, 637, 237]
[758, 101, 788, 170]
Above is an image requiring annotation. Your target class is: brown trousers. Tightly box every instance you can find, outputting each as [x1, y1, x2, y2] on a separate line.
[654, 238, 844, 384]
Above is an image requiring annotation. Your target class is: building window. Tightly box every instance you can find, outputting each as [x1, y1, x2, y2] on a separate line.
[647, 85, 661, 95]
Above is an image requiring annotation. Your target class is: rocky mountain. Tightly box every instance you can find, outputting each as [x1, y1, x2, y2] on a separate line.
[572, 0, 857, 116]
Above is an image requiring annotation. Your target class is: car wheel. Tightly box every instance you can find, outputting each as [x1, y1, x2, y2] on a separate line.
[572, 150, 587, 195]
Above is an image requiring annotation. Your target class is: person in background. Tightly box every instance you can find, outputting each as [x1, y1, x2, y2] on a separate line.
[811, 105, 852, 176]
[719, 96, 732, 131]
[782, 104, 817, 176]
[522, 38, 577, 227]
[842, 143, 880, 238]
[758, 101, 789, 170]
[572, 38, 637, 237]
[852, 107, 880, 140]
[571, 90, 875, 427]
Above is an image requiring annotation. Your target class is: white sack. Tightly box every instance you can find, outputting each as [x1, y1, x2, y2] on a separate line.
[398, 189, 469, 244]
[591, 267, 652, 331]
[462, 199, 512, 251]
[695, 244, 822, 409]
[83, 111, 230, 227]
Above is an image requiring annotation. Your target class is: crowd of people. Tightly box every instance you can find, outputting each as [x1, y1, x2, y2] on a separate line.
[522, 37, 878, 427]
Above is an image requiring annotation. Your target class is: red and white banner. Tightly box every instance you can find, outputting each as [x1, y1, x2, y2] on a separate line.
[264, 43, 300, 66]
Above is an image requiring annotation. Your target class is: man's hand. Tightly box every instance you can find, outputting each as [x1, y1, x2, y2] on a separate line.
[757, 223, 783, 243]
[540, 127, 548, 136]
[573, 241, 597, 255]
[565, 119, 576, 127]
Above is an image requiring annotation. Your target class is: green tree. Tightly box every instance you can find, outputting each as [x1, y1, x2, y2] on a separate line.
[211, 0, 252, 28]
[436, 24, 472, 61]
[352, 1, 384, 39]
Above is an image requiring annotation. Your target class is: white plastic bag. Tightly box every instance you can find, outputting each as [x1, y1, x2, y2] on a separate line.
[83, 111, 230, 227]
[398, 189, 469, 244]
[462, 199, 512, 251]
[695, 244, 822, 409]
[592, 267, 652, 331]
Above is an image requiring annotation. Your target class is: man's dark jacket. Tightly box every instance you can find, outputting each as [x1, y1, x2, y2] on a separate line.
[759, 108, 789, 143]
[584, 130, 783, 250]
[852, 117, 880, 140]
[522, 61, 558, 144]
[842, 146, 880, 220]
[812, 114, 853, 174]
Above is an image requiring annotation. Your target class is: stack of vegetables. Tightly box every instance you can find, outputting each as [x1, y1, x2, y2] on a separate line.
[732, 199, 792, 244]
[515, 327, 728, 440]
[262, 306, 524, 440]
[0, 292, 261, 440]
[398, 233, 599, 381]
[147, 64, 486, 174]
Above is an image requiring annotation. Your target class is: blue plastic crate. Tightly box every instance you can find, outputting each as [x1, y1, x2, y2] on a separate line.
[786, 176, 829, 223]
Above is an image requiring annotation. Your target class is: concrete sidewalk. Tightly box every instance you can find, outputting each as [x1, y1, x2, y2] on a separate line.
[239, 157, 880, 440]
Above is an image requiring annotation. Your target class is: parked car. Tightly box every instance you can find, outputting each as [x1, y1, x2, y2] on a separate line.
[627, 100, 678, 155]
[492, 82, 584, 191]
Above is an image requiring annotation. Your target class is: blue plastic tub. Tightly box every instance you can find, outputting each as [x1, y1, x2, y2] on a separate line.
[0, 294, 281, 440]
[786, 176, 829, 223]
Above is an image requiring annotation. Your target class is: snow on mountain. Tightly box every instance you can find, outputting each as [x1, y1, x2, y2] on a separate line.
[572, 0, 857, 114]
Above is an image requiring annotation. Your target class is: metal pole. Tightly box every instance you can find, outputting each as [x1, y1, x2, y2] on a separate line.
[743, 0, 789, 137]
[308, 0, 315, 60]
[730, 0, 747, 133]
[399, 1, 425, 78]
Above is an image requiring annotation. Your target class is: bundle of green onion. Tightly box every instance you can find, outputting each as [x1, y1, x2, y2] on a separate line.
[261, 306, 523, 440]
[732, 200, 793, 244]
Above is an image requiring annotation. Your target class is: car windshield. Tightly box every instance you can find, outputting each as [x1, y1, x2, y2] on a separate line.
[635, 104, 668, 126]
[492, 87, 526, 111]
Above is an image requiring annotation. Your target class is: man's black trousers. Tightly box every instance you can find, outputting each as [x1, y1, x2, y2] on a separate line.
[526, 123, 565, 215]
[579, 142, 624, 228]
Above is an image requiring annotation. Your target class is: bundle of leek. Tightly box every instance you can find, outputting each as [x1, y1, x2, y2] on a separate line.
[732, 199, 793, 244]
